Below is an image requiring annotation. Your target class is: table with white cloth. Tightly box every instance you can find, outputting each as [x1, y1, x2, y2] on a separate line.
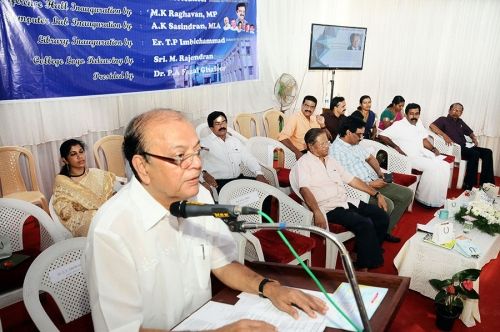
[394, 217, 500, 327]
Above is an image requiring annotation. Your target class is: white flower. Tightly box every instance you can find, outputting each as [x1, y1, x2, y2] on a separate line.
[467, 201, 500, 225]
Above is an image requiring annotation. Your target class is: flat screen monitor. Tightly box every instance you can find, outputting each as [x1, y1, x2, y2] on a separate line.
[308, 24, 367, 70]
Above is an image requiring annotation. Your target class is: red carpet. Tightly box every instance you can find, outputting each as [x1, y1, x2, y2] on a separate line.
[1, 169, 499, 331]
[340, 170, 499, 331]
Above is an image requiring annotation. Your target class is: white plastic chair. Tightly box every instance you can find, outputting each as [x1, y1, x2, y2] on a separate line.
[359, 139, 418, 211]
[48, 196, 74, 240]
[360, 139, 412, 174]
[246, 136, 297, 169]
[246, 136, 298, 194]
[430, 134, 479, 189]
[218, 179, 313, 265]
[0, 198, 66, 308]
[429, 133, 456, 188]
[288, 171, 357, 269]
[23, 237, 90, 332]
[239, 163, 280, 189]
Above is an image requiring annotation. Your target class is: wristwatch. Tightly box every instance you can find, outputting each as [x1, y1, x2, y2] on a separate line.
[258, 278, 275, 298]
[371, 191, 381, 199]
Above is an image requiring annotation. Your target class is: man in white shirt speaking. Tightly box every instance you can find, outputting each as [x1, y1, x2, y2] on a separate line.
[85, 109, 327, 331]
[201, 111, 268, 192]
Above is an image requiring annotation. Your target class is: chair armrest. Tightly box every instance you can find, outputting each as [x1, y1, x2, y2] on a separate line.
[344, 184, 370, 203]
[231, 233, 247, 264]
[258, 164, 279, 188]
[430, 133, 454, 155]
[452, 142, 462, 162]
[240, 232, 265, 261]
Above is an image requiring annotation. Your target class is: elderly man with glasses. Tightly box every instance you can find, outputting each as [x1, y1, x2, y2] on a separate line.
[291, 128, 389, 271]
[85, 109, 327, 331]
[200, 111, 268, 193]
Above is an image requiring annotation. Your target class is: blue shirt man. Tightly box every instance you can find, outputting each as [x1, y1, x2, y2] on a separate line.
[329, 116, 413, 241]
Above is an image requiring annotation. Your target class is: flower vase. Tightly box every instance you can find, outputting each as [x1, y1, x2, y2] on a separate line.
[435, 303, 462, 331]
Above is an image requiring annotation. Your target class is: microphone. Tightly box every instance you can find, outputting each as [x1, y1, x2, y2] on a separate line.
[170, 201, 260, 219]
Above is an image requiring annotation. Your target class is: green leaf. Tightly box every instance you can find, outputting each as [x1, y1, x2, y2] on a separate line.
[434, 290, 447, 303]
[454, 269, 481, 281]
[429, 278, 452, 291]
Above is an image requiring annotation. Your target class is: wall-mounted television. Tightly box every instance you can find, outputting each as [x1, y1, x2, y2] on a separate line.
[308, 24, 367, 70]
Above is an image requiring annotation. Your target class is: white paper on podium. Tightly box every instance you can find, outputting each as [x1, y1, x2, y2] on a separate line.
[174, 283, 388, 332]
[302, 283, 388, 331]
[173, 296, 326, 332]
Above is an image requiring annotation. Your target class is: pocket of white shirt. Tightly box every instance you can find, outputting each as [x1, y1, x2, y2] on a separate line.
[193, 243, 211, 289]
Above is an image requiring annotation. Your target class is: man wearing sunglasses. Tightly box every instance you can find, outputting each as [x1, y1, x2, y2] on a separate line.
[85, 109, 327, 331]
[200, 111, 268, 193]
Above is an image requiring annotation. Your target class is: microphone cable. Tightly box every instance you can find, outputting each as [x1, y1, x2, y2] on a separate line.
[258, 210, 361, 332]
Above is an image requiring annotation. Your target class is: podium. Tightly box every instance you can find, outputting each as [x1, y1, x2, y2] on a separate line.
[209, 261, 410, 331]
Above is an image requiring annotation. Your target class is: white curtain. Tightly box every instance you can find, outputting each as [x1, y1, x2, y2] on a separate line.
[1, 0, 499, 199]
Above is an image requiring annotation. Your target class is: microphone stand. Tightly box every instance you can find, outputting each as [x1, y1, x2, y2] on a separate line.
[225, 219, 371, 332]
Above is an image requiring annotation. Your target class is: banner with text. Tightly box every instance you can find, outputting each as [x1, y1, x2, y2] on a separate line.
[0, 0, 258, 100]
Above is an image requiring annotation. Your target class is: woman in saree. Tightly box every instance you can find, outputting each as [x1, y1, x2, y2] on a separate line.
[53, 139, 115, 237]
[379, 95, 405, 130]
[351, 95, 377, 139]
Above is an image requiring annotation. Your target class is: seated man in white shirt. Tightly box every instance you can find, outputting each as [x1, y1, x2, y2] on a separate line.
[201, 111, 268, 192]
[378, 103, 450, 208]
[292, 128, 390, 271]
[85, 109, 327, 331]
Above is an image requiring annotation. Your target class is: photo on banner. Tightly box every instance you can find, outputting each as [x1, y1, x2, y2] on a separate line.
[0, 0, 258, 100]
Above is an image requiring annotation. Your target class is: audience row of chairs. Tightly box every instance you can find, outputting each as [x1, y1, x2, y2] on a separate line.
[0, 136, 126, 215]
[1, 109, 462, 223]
[0, 111, 469, 330]
[0, 146, 49, 213]
[196, 122, 366, 268]
[0, 198, 90, 331]
[0, 136, 125, 329]
[233, 109, 285, 140]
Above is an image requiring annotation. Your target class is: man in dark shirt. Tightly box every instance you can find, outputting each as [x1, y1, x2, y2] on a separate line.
[430, 102, 494, 190]
[323, 96, 347, 142]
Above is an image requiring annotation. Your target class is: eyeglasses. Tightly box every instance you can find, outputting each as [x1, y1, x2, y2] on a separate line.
[352, 131, 364, 139]
[143, 147, 207, 169]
